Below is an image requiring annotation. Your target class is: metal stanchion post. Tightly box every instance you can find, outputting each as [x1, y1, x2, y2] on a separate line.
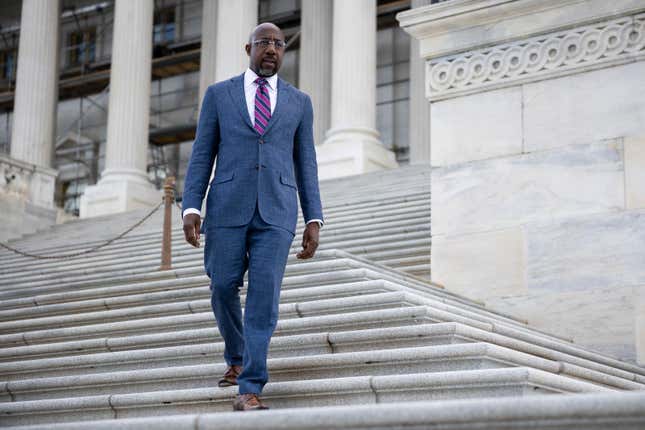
[160, 176, 175, 270]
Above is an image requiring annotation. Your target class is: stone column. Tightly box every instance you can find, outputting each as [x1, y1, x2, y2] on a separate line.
[1, 0, 60, 240]
[215, 0, 257, 81]
[80, 0, 160, 217]
[198, 0, 218, 106]
[318, 0, 398, 180]
[407, 0, 431, 165]
[299, 0, 332, 146]
[11, 0, 60, 169]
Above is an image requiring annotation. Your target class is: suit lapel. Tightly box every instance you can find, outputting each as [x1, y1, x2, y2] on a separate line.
[228, 73, 255, 132]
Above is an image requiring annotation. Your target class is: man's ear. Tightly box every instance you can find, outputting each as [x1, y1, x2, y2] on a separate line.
[245, 44, 251, 56]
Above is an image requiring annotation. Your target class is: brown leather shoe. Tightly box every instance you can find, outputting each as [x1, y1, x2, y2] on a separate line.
[218, 364, 242, 387]
[232, 393, 270, 411]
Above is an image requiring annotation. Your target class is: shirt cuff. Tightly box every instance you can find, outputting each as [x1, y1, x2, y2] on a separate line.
[183, 208, 201, 218]
[306, 219, 323, 228]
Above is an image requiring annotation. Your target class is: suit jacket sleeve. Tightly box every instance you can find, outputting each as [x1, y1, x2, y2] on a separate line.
[182, 86, 220, 213]
[293, 94, 324, 225]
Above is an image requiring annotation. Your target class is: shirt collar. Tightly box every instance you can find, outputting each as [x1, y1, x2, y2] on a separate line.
[244, 67, 278, 91]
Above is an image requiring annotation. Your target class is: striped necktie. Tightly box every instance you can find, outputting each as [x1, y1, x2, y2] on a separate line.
[254, 77, 271, 135]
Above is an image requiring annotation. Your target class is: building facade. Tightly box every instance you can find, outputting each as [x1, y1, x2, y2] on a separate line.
[0, 0, 434, 224]
[400, 0, 645, 364]
[5, 0, 643, 368]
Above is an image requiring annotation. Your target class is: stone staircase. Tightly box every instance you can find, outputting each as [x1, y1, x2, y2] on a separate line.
[0, 164, 643, 429]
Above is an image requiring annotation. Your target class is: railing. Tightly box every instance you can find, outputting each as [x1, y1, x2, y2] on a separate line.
[160, 176, 176, 271]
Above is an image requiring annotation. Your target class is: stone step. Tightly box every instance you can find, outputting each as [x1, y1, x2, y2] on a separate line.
[2, 321, 643, 390]
[0, 291, 409, 345]
[0, 260, 539, 353]
[4, 250, 616, 373]
[0, 195, 430, 263]
[322, 181, 430, 200]
[3, 163, 426, 242]
[0, 213, 431, 279]
[5, 247, 617, 378]
[2, 280, 643, 390]
[321, 167, 429, 185]
[0, 254, 369, 295]
[318, 189, 429, 212]
[0, 367, 606, 426]
[6, 162, 645, 429]
[1, 344, 613, 402]
[0, 218, 431, 282]
[0, 252, 439, 318]
[0, 283, 397, 332]
[321, 189, 430, 207]
[0, 279, 387, 323]
[0, 193, 430, 263]
[378, 254, 431, 267]
[0, 306, 431, 362]
[0, 191, 430, 263]
[0, 237, 431, 288]
[0, 200, 430, 271]
[397, 263, 431, 277]
[0, 253, 374, 299]
[345, 244, 430, 260]
[0, 229, 431, 290]
[0, 267, 427, 328]
[0, 322, 465, 379]
[0, 265, 367, 303]
[323, 181, 429, 197]
[8, 390, 641, 430]
[0, 251, 443, 319]
[319, 164, 428, 183]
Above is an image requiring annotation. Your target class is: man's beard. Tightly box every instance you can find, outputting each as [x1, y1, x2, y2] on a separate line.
[257, 66, 275, 77]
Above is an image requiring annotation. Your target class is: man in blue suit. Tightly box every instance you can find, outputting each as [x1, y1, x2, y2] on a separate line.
[181, 22, 324, 411]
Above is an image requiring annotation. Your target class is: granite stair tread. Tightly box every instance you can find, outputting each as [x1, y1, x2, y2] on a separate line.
[1, 164, 644, 428]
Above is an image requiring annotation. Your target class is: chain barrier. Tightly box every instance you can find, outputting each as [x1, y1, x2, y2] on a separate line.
[0, 199, 165, 260]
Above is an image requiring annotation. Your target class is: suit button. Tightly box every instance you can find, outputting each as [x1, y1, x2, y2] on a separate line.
[259, 139, 264, 144]
[254, 164, 259, 170]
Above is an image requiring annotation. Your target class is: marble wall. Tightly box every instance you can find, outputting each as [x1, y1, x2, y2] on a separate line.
[429, 66, 645, 363]
[399, 0, 645, 364]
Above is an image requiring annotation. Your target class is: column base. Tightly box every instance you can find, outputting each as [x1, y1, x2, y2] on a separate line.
[317, 127, 399, 180]
[0, 154, 58, 241]
[79, 169, 162, 218]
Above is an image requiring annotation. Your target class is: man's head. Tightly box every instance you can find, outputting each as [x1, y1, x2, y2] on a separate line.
[245, 22, 285, 77]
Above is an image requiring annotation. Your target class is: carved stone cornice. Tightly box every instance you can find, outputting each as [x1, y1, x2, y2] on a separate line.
[398, 0, 645, 58]
[398, 0, 645, 101]
[427, 13, 645, 100]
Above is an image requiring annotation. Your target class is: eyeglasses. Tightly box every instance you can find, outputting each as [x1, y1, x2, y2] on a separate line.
[252, 39, 286, 50]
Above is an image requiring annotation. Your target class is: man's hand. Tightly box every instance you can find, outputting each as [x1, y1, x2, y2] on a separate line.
[183, 213, 201, 248]
[297, 222, 320, 259]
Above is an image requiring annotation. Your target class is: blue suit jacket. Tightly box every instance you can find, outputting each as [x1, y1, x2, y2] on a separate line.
[182, 72, 324, 235]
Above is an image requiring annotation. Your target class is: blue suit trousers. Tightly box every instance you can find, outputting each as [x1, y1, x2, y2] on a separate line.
[204, 199, 295, 395]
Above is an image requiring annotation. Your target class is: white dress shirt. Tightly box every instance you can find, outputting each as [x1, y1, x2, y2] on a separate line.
[183, 68, 323, 229]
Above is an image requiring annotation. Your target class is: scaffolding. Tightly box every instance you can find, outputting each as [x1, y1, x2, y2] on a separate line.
[0, 0, 415, 215]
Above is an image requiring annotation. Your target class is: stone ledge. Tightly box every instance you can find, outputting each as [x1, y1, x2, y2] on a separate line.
[11, 391, 643, 430]
[0, 365, 610, 416]
[398, 0, 645, 59]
